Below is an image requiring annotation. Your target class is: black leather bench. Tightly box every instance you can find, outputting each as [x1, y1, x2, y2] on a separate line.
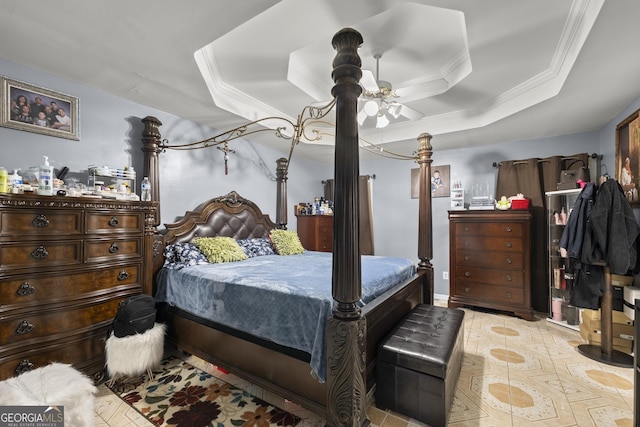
[375, 304, 465, 427]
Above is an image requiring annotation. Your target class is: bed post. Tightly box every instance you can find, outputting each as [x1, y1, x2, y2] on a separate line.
[275, 157, 288, 229]
[141, 116, 163, 227]
[416, 132, 434, 304]
[326, 28, 368, 427]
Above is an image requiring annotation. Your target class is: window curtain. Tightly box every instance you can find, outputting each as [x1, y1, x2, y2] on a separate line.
[323, 176, 375, 255]
[496, 153, 589, 313]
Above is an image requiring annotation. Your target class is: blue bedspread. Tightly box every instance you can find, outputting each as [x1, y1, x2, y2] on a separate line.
[154, 251, 416, 382]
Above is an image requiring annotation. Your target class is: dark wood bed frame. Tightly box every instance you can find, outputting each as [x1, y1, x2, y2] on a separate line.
[140, 28, 434, 426]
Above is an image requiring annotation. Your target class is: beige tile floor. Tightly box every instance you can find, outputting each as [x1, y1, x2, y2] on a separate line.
[94, 301, 636, 426]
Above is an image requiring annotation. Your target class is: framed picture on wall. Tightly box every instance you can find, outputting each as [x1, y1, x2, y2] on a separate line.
[615, 108, 640, 206]
[411, 164, 451, 198]
[0, 77, 79, 140]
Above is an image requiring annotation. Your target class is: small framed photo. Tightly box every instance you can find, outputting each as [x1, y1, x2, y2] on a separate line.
[411, 164, 451, 198]
[1, 77, 79, 140]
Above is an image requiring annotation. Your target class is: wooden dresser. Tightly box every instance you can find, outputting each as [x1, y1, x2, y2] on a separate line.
[296, 214, 333, 252]
[0, 194, 157, 381]
[448, 210, 534, 320]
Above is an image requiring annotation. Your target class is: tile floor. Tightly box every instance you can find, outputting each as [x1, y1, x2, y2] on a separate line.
[94, 301, 636, 426]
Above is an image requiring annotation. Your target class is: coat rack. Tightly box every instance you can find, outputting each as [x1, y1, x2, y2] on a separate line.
[576, 263, 633, 367]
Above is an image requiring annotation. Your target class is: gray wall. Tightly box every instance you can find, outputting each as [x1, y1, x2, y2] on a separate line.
[0, 58, 325, 228]
[3, 57, 638, 298]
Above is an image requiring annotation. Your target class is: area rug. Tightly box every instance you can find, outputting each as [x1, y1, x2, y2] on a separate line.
[107, 356, 300, 426]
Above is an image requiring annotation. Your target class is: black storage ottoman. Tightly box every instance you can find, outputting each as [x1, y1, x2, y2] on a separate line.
[375, 304, 465, 427]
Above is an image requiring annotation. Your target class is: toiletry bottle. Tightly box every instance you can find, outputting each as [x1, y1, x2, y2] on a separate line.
[38, 156, 54, 195]
[0, 167, 7, 193]
[560, 207, 568, 225]
[8, 170, 22, 194]
[140, 176, 151, 201]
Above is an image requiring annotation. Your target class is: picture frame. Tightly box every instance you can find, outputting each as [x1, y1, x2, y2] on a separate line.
[411, 164, 451, 198]
[0, 77, 79, 140]
[615, 108, 640, 206]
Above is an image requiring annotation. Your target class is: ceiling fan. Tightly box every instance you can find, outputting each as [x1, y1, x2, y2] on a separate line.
[358, 53, 424, 128]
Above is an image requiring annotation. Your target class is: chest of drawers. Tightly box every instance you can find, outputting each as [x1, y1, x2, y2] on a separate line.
[296, 214, 333, 252]
[448, 210, 534, 320]
[0, 194, 157, 381]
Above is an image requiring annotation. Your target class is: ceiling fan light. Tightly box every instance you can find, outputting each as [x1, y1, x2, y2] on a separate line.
[364, 100, 379, 117]
[387, 103, 402, 118]
[376, 113, 390, 128]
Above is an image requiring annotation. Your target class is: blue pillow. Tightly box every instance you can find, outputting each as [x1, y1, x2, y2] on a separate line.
[237, 237, 276, 258]
[163, 242, 208, 269]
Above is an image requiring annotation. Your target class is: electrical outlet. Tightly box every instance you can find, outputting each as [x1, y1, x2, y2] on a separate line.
[443, 271, 449, 280]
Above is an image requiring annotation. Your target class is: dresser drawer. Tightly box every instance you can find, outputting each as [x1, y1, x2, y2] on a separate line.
[0, 264, 140, 309]
[456, 249, 523, 269]
[0, 297, 125, 346]
[454, 222, 523, 238]
[455, 266, 523, 287]
[0, 325, 111, 380]
[318, 229, 332, 251]
[456, 236, 523, 252]
[85, 237, 143, 262]
[316, 216, 333, 228]
[86, 211, 144, 234]
[454, 282, 524, 304]
[0, 240, 82, 270]
[0, 210, 82, 237]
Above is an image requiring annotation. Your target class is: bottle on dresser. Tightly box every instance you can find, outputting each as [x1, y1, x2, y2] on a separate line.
[140, 176, 151, 201]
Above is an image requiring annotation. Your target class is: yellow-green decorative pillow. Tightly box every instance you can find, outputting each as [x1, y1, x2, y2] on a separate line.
[269, 229, 305, 255]
[192, 236, 248, 263]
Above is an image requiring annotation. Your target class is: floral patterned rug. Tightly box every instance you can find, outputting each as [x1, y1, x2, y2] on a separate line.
[107, 357, 300, 426]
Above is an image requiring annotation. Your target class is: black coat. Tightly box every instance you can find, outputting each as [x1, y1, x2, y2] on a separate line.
[581, 179, 639, 274]
[559, 183, 596, 265]
[569, 179, 640, 309]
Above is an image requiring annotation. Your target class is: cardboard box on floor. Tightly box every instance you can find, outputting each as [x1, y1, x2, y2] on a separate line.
[611, 274, 634, 287]
[579, 323, 633, 355]
[581, 310, 634, 341]
[581, 308, 633, 326]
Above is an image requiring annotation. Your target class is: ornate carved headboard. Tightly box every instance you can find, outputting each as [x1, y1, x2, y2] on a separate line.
[163, 191, 277, 245]
[150, 191, 278, 282]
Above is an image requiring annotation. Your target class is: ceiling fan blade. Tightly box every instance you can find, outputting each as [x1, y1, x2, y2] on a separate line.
[360, 69, 379, 92]
[398, 103, 424, 121]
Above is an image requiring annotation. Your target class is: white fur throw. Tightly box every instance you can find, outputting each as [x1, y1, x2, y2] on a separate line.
[105, 322, 166, 379]
[0, 362, 97, 427]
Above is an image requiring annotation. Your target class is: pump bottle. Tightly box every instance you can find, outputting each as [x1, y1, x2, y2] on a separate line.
[38, 156, 54, 196]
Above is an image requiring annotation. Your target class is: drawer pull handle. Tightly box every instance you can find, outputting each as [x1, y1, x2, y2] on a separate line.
[464, 271, 471, 277]
[464, 255, 470, 261]
[463, 226, 470, 232]
[16, 320, 34, 335]
[506, 275, 512, 281]
[505, 226, 512, 232]
[15, 359, 34, 375]
[16, 282, 35, 296]
[109, 242, 120, 253]
[117, 270, 130, 281]
[505, 242, 513, 248]
[108, 216, 119, 227]
[464, 241, 470, 246]
[32, 214, 49, 228]
[506, 257, 512, 264]
[464, 287, 470, 293]
[31, 246, 49, 259]
[506, 292, 512, 298]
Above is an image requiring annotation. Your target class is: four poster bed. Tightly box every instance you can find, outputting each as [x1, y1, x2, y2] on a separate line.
[140, 28, 434, 424]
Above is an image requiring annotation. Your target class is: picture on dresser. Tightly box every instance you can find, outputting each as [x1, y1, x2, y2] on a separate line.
[0, 77, 79, 140]
[411, 164, 450, 198]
